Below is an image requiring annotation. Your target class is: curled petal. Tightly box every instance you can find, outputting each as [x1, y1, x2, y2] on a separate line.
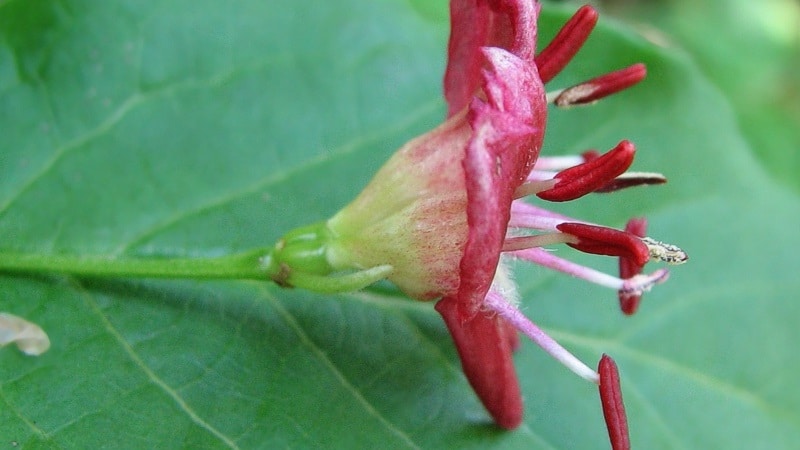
[445, 0, 540, 116]
[435, 296, 522, 429]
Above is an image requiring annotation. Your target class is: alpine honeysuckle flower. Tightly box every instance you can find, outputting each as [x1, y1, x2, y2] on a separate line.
[262, 1, 687, 447]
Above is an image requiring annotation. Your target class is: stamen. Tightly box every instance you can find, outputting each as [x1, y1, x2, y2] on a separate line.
[514, 247, 631, 290]
[510, 200, 574, 222]
[532, 155, 586, 171]
[582, 150, 600, 161]
[502, 232, 575, 252]
[545, 88, 566, 104]
[624, 217, 648, 238]
[554, 64, 647, 107]
[642, 237, 689, 264]
[513, 178, 557, 199]
[619, 217, 648, 315]
[537, 141, 636, 202]
[507, 213, 565, 231]
[557, 222, 650, 266]
[535, 5, 599, 83]
[595, 171, 668, 193]
[620, 269, 670, 296]
[484, 292, 599, 383]
[598, 355, 631, 450]
[513, 247, 668, 293]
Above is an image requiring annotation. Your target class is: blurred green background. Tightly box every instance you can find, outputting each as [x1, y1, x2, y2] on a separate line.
[596, 0, 800, 191]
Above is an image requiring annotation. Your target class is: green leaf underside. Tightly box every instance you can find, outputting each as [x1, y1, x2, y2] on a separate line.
[1, 1, 798, 449]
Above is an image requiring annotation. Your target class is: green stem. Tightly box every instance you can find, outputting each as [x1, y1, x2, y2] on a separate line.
[0, 248, 273, 281]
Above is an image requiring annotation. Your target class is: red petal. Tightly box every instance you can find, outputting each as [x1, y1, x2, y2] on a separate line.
[444, 0, 540, 116]
[436, 296, 523, 429]
[599, 355, 631, 450]
[457, 48, 546, 312]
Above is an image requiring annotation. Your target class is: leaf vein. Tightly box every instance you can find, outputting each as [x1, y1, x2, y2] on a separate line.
[348, 291, 562, 446]
[113, 98, 442, 254]
[76, 279, 242, 449]
[621, 373, 689, 449]
[0, 385, 56, 446]
[260, 287, 422, 450]
[550, 328, 800, 425]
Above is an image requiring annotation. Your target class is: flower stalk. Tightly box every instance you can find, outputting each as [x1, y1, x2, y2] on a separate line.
[0, 248, 272, 280]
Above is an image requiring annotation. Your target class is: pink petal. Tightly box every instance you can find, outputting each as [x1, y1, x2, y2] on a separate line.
[435, 296, 523, 429]
[457, 48, 546, 314]
[444, 0, 539, 116]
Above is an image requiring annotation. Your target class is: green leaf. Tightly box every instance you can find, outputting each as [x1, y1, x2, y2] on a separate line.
[600, 0, 800, 193]
[1, 1, 798, 449]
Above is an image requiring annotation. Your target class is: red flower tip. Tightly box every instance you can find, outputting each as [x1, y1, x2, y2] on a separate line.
[535, 5, 598, 83]
[537, 140, 635, 202]
[556, 221, 650, 266]
[619, 217, 648, 314]
[598, 354, 631, 450]
[554, 63, 647, 107]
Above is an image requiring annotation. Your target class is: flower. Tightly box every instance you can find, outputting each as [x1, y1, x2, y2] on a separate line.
[264, 1, 687, 447]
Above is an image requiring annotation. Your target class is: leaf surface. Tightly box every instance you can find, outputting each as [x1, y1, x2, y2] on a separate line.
[1, 1, 798, 448]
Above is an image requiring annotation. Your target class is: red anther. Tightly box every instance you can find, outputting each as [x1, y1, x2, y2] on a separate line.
[595, 172, 667, 193]
[619, 218, 648, 315]
[537, 141, 635, 202]
[556, 222, 649, 266]
[581, 149, 600, 161]
[599, 355, 631, 450]
[535, 5, 598, 83]
[622, 216, 648, 239]
[554, 64, 647, 107]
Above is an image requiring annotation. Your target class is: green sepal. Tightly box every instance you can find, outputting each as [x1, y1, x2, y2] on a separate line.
[266, 221, 335, 276]
[281, 265, 394, 294]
